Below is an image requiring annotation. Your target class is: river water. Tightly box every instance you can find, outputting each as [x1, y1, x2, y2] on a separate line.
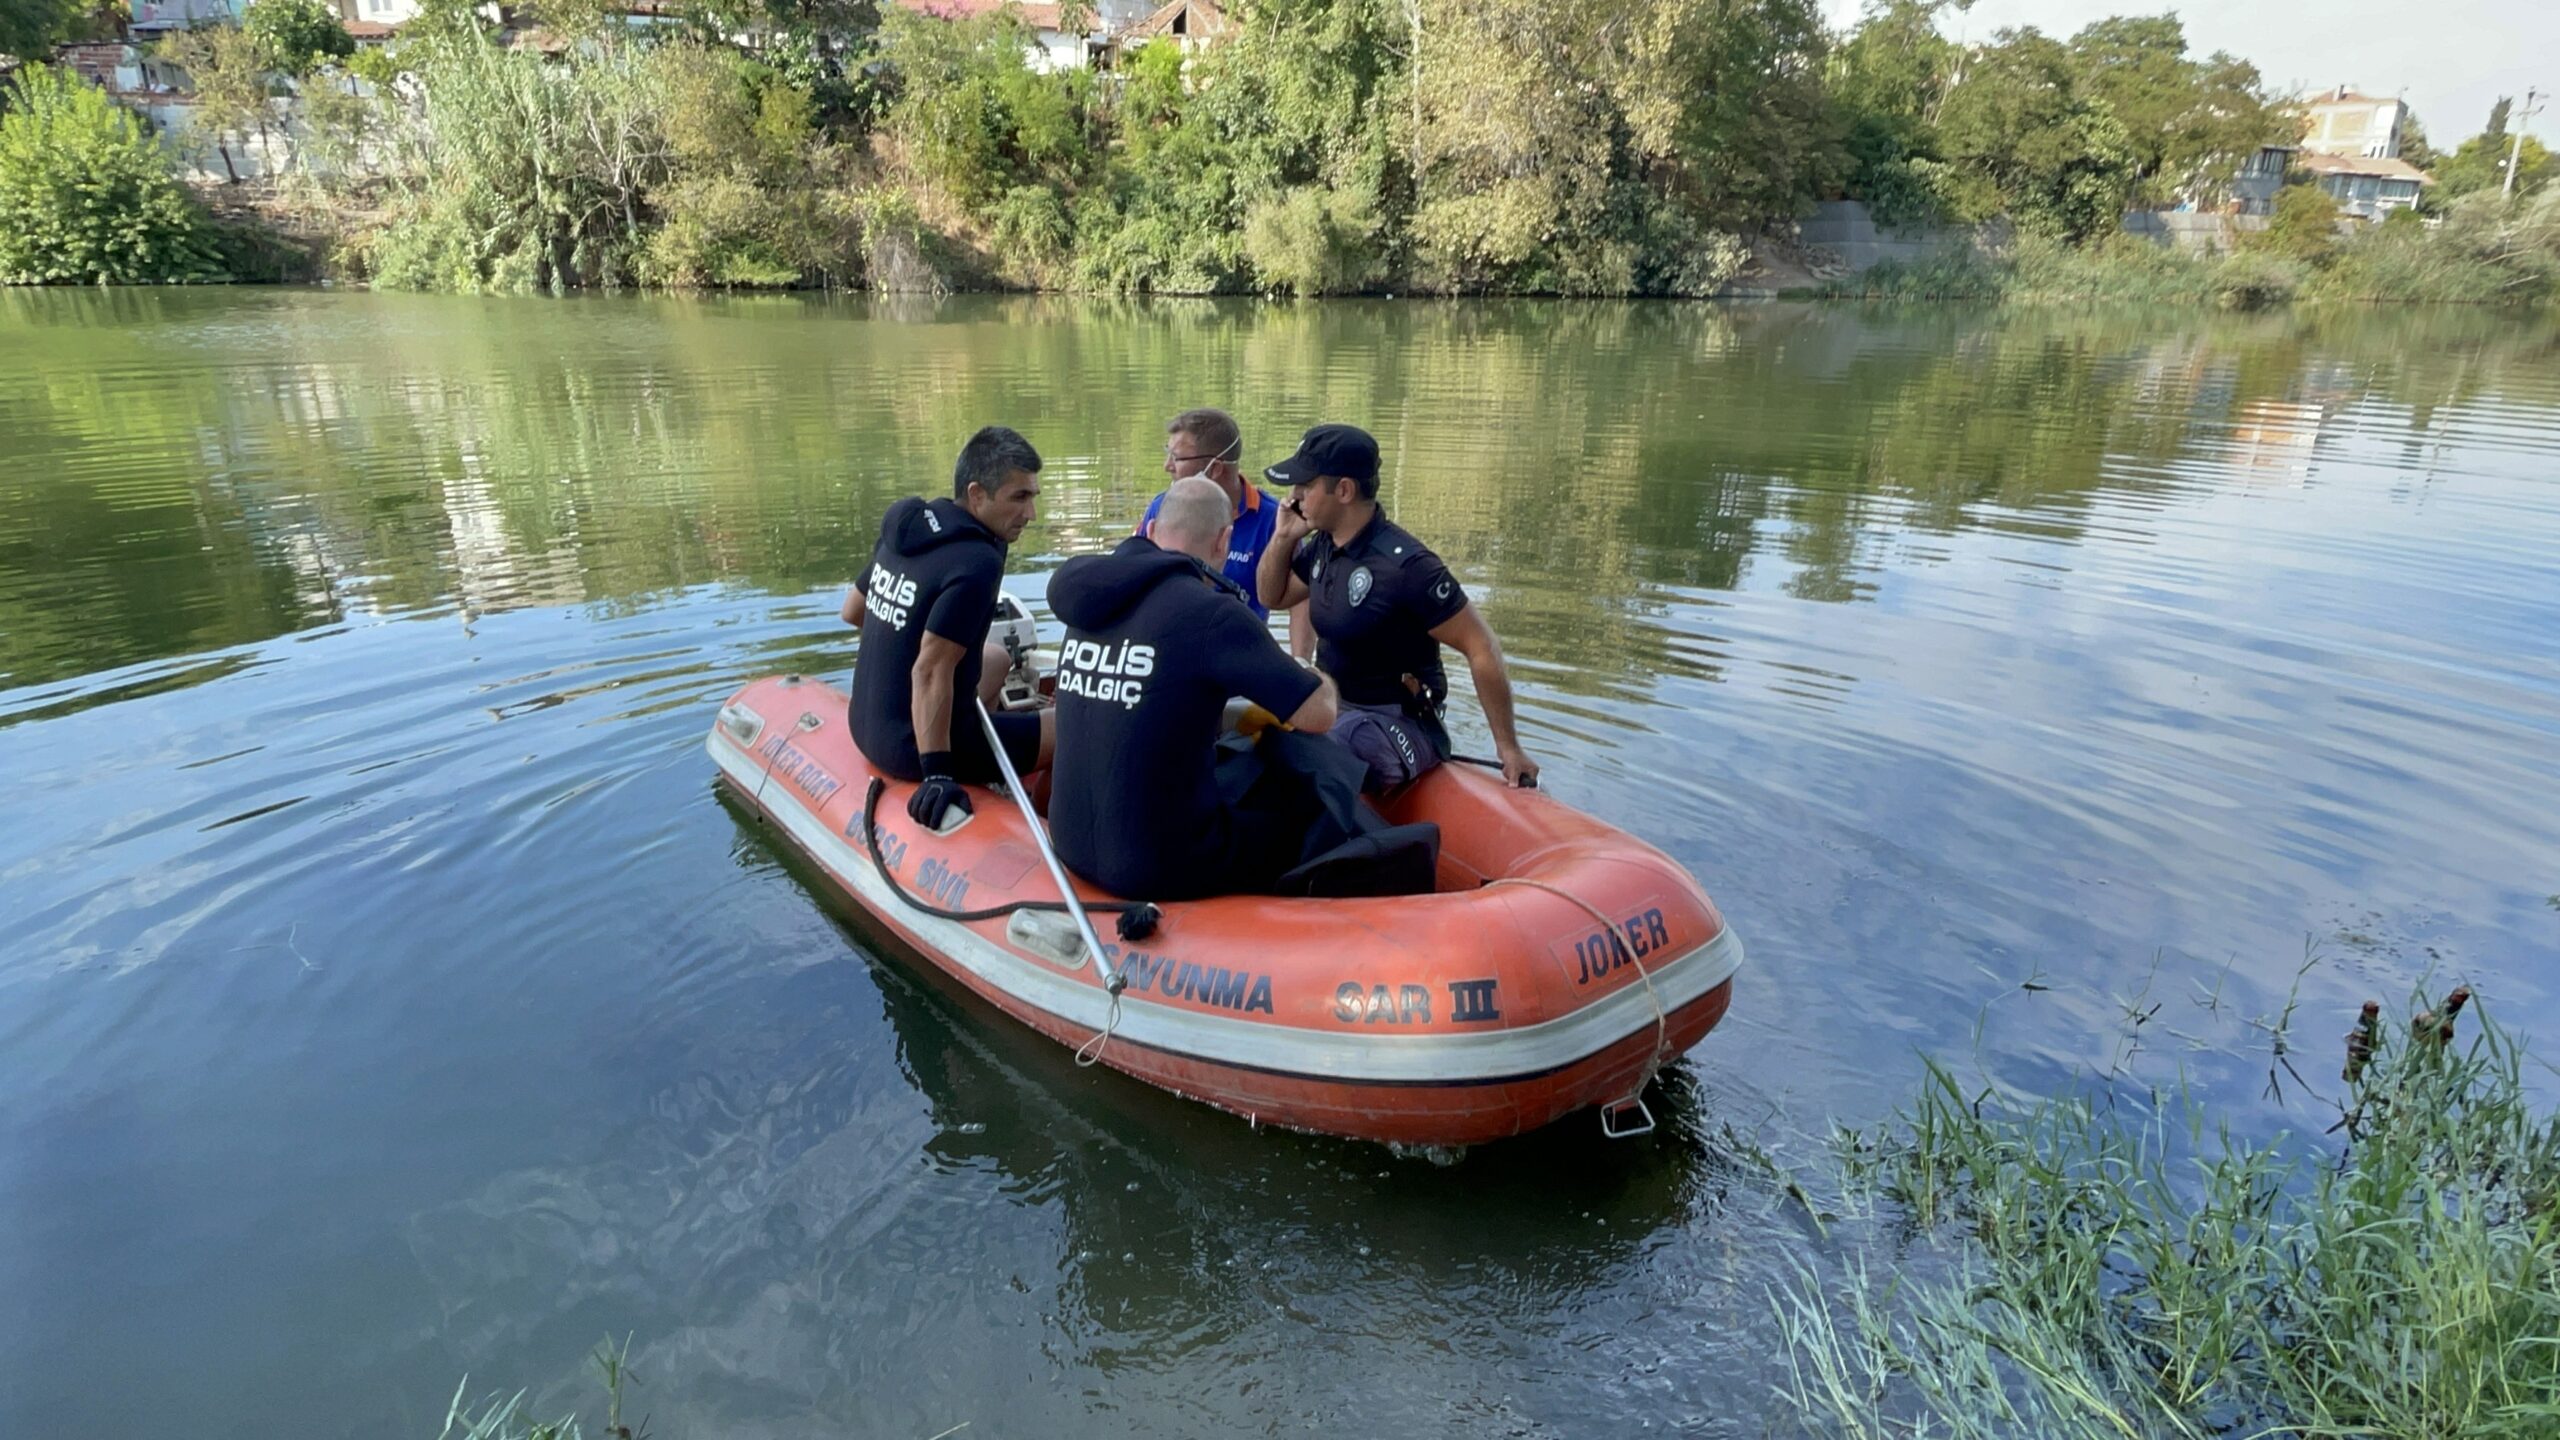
[4, 291, 2557, 1438]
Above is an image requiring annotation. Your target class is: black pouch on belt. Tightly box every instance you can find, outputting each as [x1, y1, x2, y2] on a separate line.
[1399, 671, 1453, 758]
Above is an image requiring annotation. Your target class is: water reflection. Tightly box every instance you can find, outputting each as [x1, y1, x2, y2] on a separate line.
[7, 292, 2556, 703]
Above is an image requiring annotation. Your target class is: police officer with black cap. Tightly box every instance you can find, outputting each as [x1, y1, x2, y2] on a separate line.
[1255, 423, 1540, 791]
[1047, 477, 1340, 899]
[840, 425, 1055, 831]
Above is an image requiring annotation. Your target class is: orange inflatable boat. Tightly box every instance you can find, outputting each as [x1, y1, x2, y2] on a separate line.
[710, 673, 1744, 1146]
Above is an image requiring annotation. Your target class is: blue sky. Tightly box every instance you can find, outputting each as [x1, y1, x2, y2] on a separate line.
[1821, 0, 2553, 151]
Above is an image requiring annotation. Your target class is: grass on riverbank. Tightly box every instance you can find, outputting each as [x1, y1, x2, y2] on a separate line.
[1816, 192, 2560, 309]
[1777, 988, 2560, 1437]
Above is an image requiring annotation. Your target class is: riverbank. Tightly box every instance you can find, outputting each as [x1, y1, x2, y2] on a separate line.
[1805, 205, 2560, 309]
[40, 174, 2560, 310]
[1779, 985, 2560, 1435]
[57, 192, 2560, 312]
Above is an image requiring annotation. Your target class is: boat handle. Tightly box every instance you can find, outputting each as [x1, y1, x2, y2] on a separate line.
[1600, 1096, 1656, 1140]
[973, 699, 1123, 1001]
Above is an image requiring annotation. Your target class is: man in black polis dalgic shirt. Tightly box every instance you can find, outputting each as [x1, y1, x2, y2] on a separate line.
[840, 426, 1053, 833]
[1044, 477, 1341, 900]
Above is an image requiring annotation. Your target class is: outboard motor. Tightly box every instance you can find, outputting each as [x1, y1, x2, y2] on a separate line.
[993, 591, 1044, 710]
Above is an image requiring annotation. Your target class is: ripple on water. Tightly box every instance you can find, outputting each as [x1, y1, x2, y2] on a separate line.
[5, 295, 2560, 1439]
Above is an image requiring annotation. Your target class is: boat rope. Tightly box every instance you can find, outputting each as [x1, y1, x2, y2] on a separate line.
[745, 700, 825, 816]
[1073, 990, 1122, 1069]
[858, 779, 1150, 1070]
[1488, 876, 1673, 1101]
[743, 696, 1148, 1068]
[746, 726, 788, 814]
[859, 778, 1157, 928]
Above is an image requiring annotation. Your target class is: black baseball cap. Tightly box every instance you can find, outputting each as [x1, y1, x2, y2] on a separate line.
[1264, 423, 1380, 487]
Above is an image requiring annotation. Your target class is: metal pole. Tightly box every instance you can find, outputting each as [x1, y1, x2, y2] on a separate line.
[2506, 88, 2540, 199]
[974, 698, 1124, 994]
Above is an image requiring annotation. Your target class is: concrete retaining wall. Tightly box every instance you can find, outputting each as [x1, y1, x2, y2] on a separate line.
[1790, 201, 2272, 278]
[1794, 200, 1974, 271]
[2122, 210, 2268, 254]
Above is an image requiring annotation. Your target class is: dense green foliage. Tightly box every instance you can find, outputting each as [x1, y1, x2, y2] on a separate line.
[2436, 132, 2555, 202]
[242, 0, 354, 77]
[1827, 3, 2291, 233]
[0, 64, 224, 283]
[25, 0, 2555, 299]
[324, 0, 1845, 294]
[2249, 181, 2342, 266]
[0, 0, 95, 60]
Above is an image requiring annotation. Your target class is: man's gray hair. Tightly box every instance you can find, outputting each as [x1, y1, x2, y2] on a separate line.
[954, 425, 1041, 501]
[1154, 477, 1232, 565]
[1167, 407, 1242, 466]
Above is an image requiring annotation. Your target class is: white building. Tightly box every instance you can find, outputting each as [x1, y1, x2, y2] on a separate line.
[2295, 150, 2430, 220]
[127, 0, 243, 34]
[2301, 86, 2407, 160]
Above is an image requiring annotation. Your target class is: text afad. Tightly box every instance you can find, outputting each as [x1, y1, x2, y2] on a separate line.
[1057, 637, 1156, 709]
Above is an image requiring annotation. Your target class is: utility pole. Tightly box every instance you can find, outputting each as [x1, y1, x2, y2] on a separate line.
[2505, 87, 2543, 198]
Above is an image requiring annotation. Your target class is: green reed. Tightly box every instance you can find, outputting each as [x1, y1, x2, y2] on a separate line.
[438, 1335, 643, 1440]
[1779, 991, 2560, 1438]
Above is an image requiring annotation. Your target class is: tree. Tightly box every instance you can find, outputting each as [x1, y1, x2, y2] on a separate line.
[1071, 0, 1403, 294]
[294, 66, 380, 185]
[0, 63, 224, 282]
[1827, 0, 1967, 224]
[1933, 28, 2138, 242]
[157, 22, 281, 183]
[1409, 0, 1621, 287]
[2064, 17, 2289, 208]
[874, 6, 1045, 206]
[1408, 0, 1822, 292]
[2485, 96, 2511, 141]
[242, 0, 353, 78]
[2248, 182, 2338, 266]
[0, 0, 96, 60]
[1612, 0, 1838, 231]
[2397, 107, 2439, 171]
[681, 0, 879, 121]
[2434, 131, 2553, 201]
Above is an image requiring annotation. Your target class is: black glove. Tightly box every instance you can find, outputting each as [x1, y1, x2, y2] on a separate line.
[907, 752, 973, 831]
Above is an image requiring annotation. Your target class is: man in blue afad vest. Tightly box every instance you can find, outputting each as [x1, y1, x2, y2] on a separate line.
[841, 426, 1053, 833]
[1138, 408, 1311, 656]
[1256, 423, 1540, 791]
[1049, 478, 1340, 899]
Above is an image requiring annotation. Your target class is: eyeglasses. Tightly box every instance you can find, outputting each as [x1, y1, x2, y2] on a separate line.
[1165, 437, 1242, 469]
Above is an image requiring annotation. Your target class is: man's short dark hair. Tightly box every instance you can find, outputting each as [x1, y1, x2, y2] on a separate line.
[954, 426, 1041, 500]
[1167, 408, 1242, 466]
